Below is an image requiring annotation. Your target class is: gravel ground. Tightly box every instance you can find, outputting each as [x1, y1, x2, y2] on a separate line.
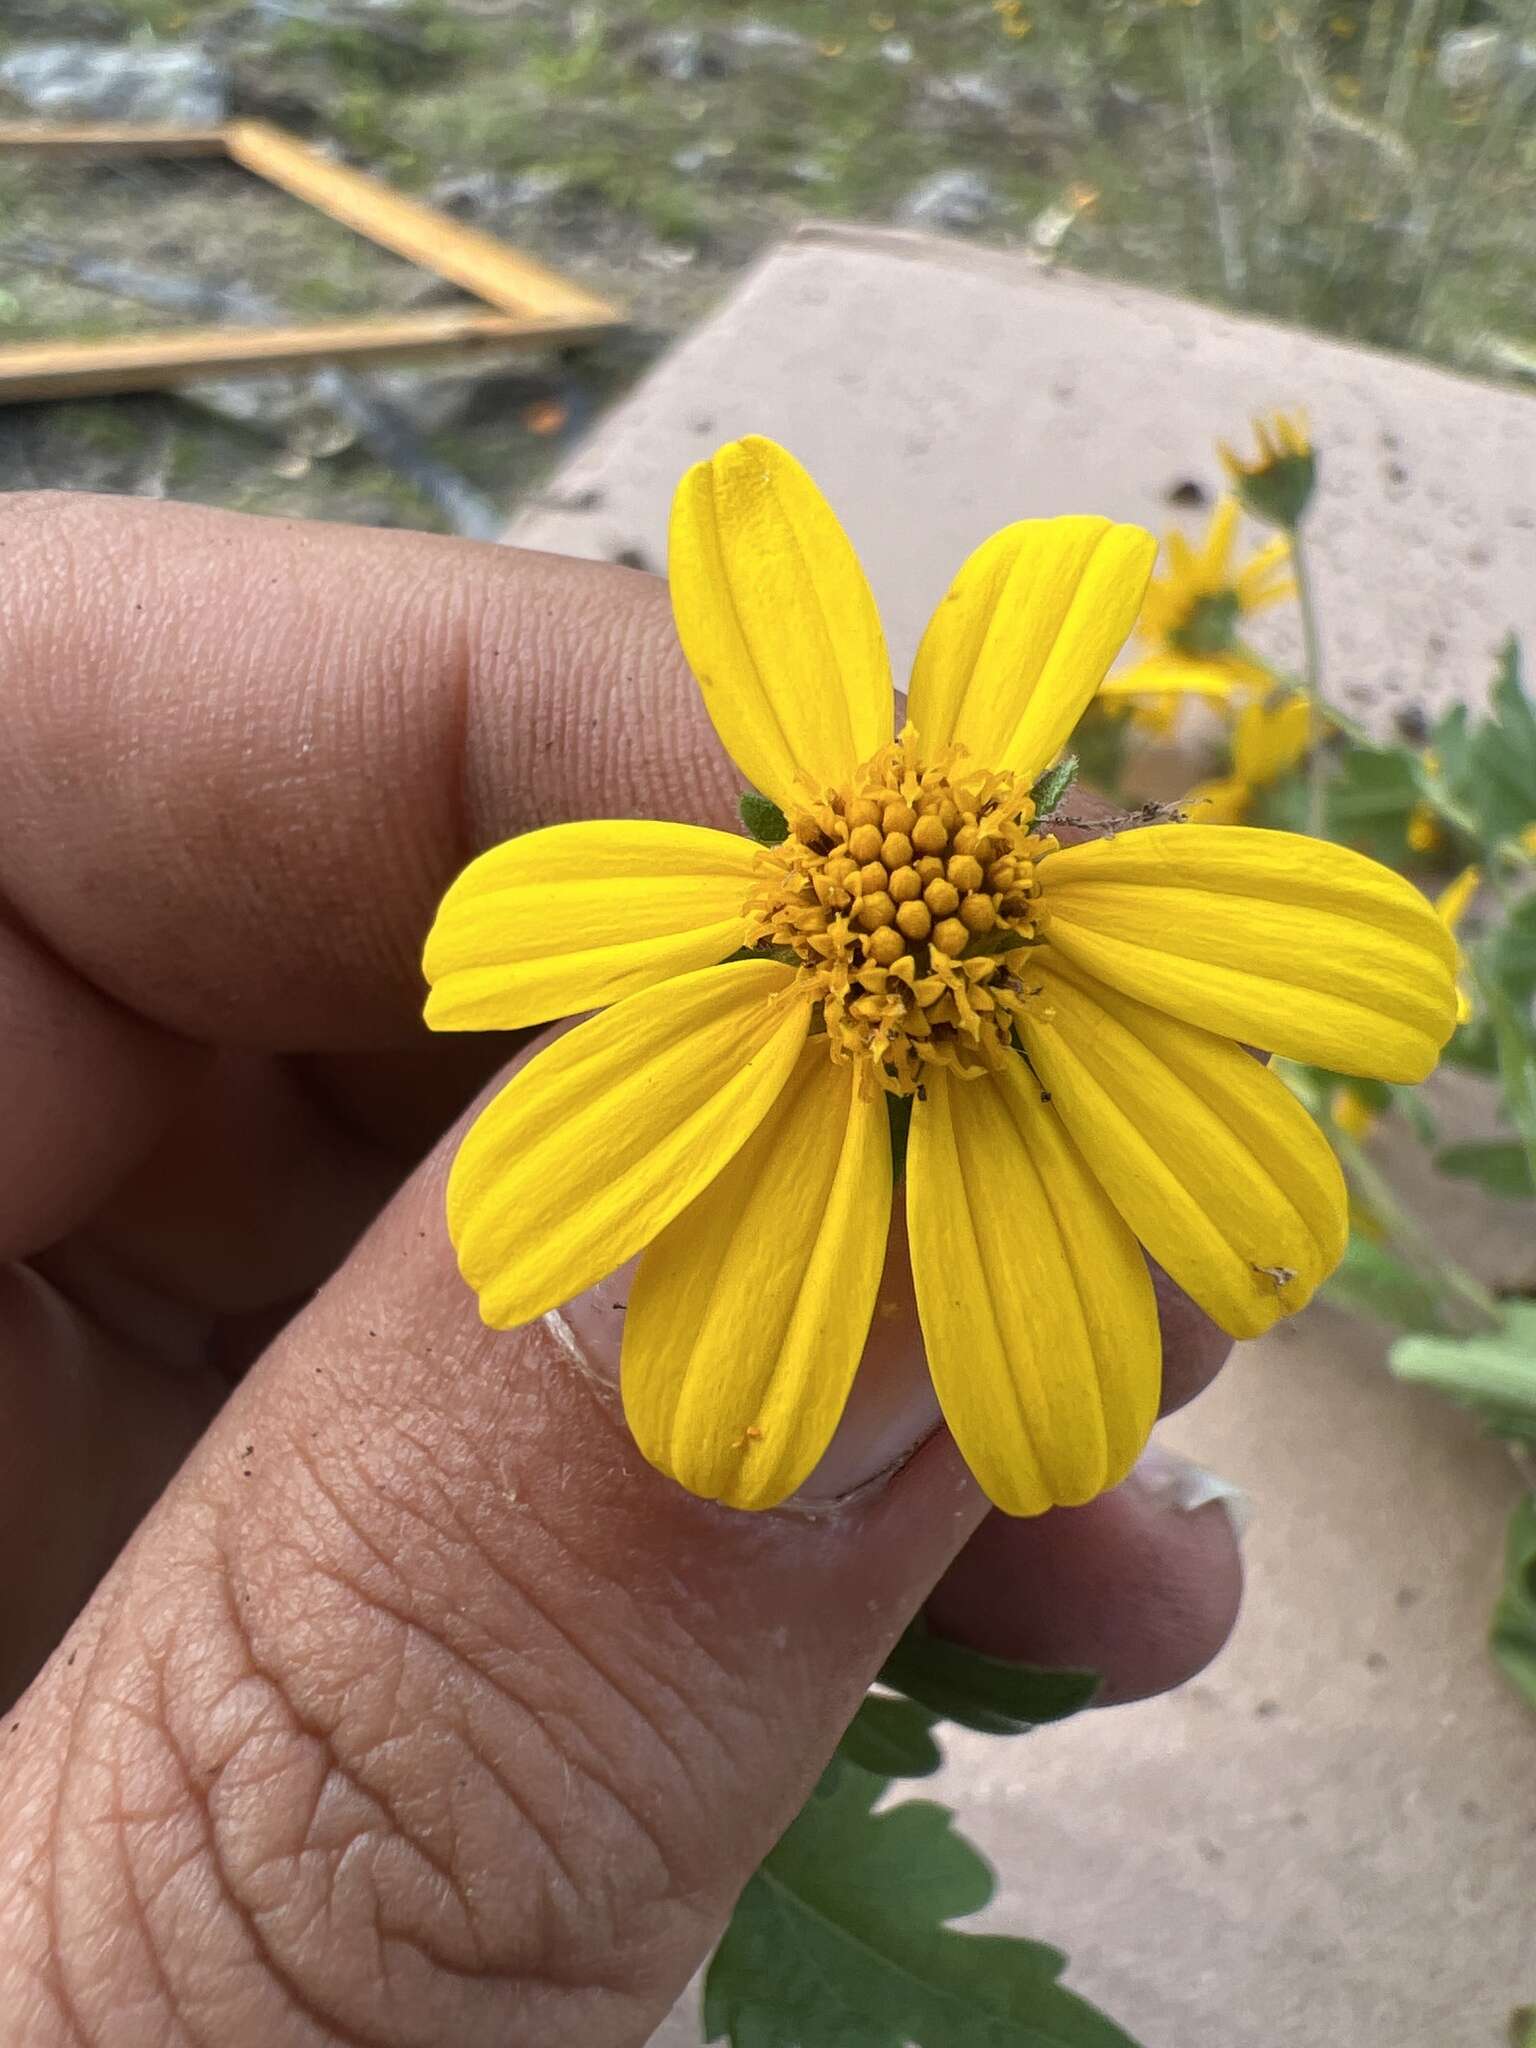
[2, 0, 1533, 532]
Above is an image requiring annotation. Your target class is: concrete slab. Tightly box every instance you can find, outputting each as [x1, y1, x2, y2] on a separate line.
[510, 231, 1536, 2048]
[512, 223, 1536, 736]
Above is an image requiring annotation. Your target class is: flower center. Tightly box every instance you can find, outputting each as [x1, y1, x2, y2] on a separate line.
[1169, 588, 1240, 658]
[746, 731, 1055, 1096]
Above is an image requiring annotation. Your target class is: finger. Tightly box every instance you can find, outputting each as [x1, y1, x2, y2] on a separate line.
[0, 492, 737, 1053]
[923, 1446, 1246, 1707]
[0, 1123, 990, 2048]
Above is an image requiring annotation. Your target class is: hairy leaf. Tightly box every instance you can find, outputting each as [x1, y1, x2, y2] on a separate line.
[1391, 1304, 1536, 1442]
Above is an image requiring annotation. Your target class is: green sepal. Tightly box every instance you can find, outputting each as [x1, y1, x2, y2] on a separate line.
[1232, 448, 1316, 530]
[739, 790, 789, 845]
[878, 1616, 1099, 1736]
[1030, 753, 1079, 820]
[886, 1092, 914, 1186]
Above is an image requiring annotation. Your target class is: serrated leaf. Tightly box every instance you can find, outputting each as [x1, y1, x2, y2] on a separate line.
[1435, 638, 1536, 850]
[1321, 1233, 1450, 1334]
[879, 1619, 1098, 1736]
[838, 1693, 942, 1780]
[1030, 754, 1079, 820]
[1492, 1496, 1536, 1718]
[704, 1763, 1142, 2048]
[1437, 1141, 1536, 1201]
[740, 790, 790, 846]
[1391, 1303, 1536, 1441]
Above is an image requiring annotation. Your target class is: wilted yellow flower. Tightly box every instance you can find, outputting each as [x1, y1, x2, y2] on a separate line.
[1220, 410, 1317, 528]
[425, 438, 1457, 1517]
[1186, 690, 1316, 824]
[1098, 497, 1294, 729]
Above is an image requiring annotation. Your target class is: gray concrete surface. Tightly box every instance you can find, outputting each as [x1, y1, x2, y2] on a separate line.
[511, 229, 1536, 2048]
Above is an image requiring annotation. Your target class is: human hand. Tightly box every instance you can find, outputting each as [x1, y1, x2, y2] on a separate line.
[0, 493, 1242, 2047]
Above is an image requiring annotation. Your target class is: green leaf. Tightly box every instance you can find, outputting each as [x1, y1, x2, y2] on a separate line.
[838, 1694, 942, 1780]
[1434, 637, 1536, 850]
[1510, 2006, 1536, 2048]
[1391, 1303, 1536, 1442]
[1436, 1141, 1536, 1201]
[1491, 1496, 1536, 1717]
[1316, 741, 1424, 862]
[879, 1619, 1099, 1736]
[1470, 950, 1536, 1195]
[1321, 1233, 1451, 1334]
[704, 1763, 1142, 2047]
[740, 790, 790, 846]
[887, 1093, 914, 1187]
[1030, 754, 1079, 820]
[1494, 895, 1536, 1007]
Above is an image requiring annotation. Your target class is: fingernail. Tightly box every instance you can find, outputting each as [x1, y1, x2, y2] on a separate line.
[1129, 1440, 1251, 1540]
[547, 1225, 944, 1509]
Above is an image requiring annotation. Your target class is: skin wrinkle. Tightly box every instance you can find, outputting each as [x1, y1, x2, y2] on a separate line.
[280, 1329, 746, 1839]
[230, 1395, 711, 1965]
[106, 1743, 206, 2048]
[327, 1391, 743, 1842]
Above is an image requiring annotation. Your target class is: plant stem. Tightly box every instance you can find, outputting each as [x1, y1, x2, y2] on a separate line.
[1289, 527, 1329, 837]
[1335, 1130, 1504, 1332]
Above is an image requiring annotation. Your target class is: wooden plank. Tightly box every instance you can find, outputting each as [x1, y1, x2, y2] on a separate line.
[0, 122, 230, 154]
[223, 120, 619, 327]
[0, 308, 604, 402]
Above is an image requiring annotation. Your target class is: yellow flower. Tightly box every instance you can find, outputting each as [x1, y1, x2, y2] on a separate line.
[1220, 410, 1317, 527]
[1097, 498, 1294, 731]
[1185, 689, 1316, 824]
[423, 437, 1458, 1517]
[1332, 864, 1477, 1133]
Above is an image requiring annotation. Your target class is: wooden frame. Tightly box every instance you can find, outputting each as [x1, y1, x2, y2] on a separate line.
[0, 118, 622, 402]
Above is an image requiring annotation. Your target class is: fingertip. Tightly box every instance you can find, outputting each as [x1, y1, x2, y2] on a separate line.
[923, 1444, 1246, 1708]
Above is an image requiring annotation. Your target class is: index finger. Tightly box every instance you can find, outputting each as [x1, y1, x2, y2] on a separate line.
[0, 491, 739, 1051]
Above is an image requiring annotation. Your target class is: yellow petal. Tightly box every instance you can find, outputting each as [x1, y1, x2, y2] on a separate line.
[1097, 653, 1245, 703]
[1199, 497, 1242, 581]
[908, 516, 1156, 781]
[1231, 692, 1313, 785]
[1184, 775, 1253, 825]
[907, 1063, 1159, 1516]
[622, 1043, 890, 1510]
[1041, 824, 1459, 1081]
[424, 820, 759, 1032]
[448, 960, 809, 1326]
[1020, 959, 1347, 1339]
[668, 437, 893, 807]
[1435, 864, 1480, 936]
